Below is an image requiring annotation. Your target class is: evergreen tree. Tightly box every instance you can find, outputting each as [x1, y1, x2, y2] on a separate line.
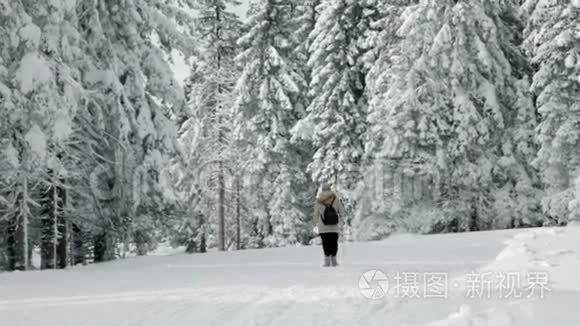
[294, 0, 320, 65]
[522, 0, 580, 224]
[293, 0, 369, 196]
[0, 0, 196, 270]
[355, 0, 418, 239]
[0, 0, 83, 270]
[293, 0, 321, 88]
[233, 0, 311, 246]
[362, 0, 539, 233]
[69, 0, 195, 261]
[178, 0, 242, 251]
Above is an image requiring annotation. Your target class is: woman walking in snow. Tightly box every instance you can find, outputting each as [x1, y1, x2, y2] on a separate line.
[313, 183, 346, 267]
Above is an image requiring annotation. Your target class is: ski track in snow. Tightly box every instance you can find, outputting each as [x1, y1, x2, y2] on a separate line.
[1, 228, 579, 326]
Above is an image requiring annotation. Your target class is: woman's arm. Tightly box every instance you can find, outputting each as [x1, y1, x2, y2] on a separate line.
[335, 195, 347, 226]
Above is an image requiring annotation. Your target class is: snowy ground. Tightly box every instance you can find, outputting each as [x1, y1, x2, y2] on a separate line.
[1, 227, 579, 326]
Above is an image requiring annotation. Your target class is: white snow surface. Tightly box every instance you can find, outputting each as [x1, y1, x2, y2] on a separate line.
[18, 23, 41, 48]
[0, 0, 12, 15]
[24, 124, 47, 159]
[1, 228, 579, 326]
[14, 53, 52, 94]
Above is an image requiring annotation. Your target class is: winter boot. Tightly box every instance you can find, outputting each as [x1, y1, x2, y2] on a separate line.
[323, 256, 331, 267]
[331, 256, 338, 267]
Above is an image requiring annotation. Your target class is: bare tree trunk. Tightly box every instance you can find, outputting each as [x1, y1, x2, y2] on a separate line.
[28, 242, 33, 269]
[7, 218, 16, 271]
[41, 172, 67, 270]
[94, 232, 115, 263]
[468, 198, 480, 232]
[71, 223, 85, 265]
[200, 200, 210, 253]
[200, 229, 207, 253]
[185, 220, 197, 253]
[255, 181, 270, 247]
[121, 232, 128, 259]
[135, 230, 149, 256]
[22, 178, 29, 270]
[235, 178, 241, 250]
[217, 161, 225, 251]
[261, 180, 272, 237]
[40, 222, 51, 269]
[65, 220, 72, 267]
[16, 176, 29, 271]
[0, 222, 8, 271]
[57, 221, 67, 269]
[185, 212, 197, 253]
[52, 177, 58, 269]
[214, 3, 227, 252]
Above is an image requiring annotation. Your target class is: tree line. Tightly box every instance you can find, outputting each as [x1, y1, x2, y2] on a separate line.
[1, 0, 579, 271]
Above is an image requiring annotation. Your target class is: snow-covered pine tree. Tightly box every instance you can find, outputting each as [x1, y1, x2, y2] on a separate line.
[0, 1, 23, 271]
[295, 0, 319, 59]
[355, 0, 381, 76]
[293, 0, 369, 198]
[0, 0, 196, 269]
[363, 0, 539, 234]
[289, 1, 320, 238]
[441, 0, 541, 230]
[355, 0, 418, 240]
[293, 0, 320, 86]
[288, 0, 314, 114]
[66, 0, 195, 261]
[0, 0, 82, 270]
[365, 0, 420, 155]
[570, 172, 580, 224]
[177, 0, 242, 251]
[502, 77, 544, 228]
[233, 0, 311, 246]
[522, 0, 580, 225]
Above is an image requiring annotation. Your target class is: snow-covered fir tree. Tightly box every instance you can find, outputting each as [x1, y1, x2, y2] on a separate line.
[355, 0, 381, 76]
[355, 0, 418, 240]
[178, 0, 242, 251]
[289, 0, 315, 113]
[0, 0, 83, 270]
[359, 0, 541, 234]
[0, 0, 196, 270]
[521, 0, 580, 224]
[293, 0, 321, 86]
[233, 0, 311, 246]
[293, 0, 370, 198]
[69, 0, 195, 261]
[294, 0, 320, 65]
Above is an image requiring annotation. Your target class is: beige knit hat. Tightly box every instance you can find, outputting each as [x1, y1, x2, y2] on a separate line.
[320, 183, 333, 192]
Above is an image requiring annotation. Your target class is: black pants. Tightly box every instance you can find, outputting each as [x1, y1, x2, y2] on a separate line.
[320, 233, 339, 256]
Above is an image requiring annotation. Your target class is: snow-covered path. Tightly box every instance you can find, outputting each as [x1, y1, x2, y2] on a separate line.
[1, 229, 579, 326]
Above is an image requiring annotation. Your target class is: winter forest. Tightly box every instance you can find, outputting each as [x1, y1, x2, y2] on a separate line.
[0, 0, 578, 272]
